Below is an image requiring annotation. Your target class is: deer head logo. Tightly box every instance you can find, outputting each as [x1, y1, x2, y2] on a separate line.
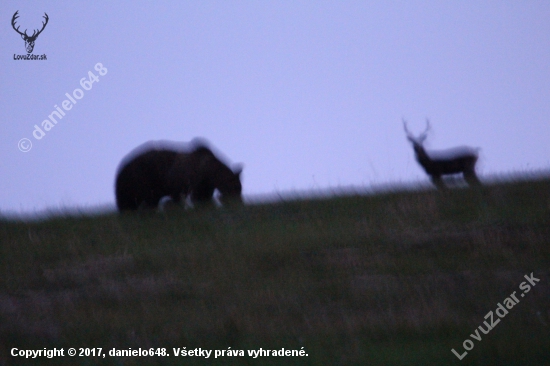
[11, 10, 49, 54]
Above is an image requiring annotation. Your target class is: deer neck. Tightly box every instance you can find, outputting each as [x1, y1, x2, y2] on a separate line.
[414, 145, 432, 166]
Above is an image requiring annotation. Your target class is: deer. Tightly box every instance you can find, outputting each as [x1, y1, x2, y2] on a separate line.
[11, 11, 49, 54]
[403, 119, 481, 189]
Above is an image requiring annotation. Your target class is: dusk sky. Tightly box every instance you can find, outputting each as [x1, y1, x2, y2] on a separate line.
[1, 1, 549, 217]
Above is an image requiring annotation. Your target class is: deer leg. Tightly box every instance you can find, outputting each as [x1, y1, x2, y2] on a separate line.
[430, 175, 446, 190]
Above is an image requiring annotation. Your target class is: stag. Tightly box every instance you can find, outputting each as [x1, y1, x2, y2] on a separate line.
[403, 119, 480, 189]
[12, 11, 49, 54]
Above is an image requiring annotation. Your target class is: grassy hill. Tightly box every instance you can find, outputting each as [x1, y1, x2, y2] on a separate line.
[1, 179, 549, 365]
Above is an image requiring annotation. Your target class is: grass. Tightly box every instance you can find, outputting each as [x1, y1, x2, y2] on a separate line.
[1, 178, 549, 365]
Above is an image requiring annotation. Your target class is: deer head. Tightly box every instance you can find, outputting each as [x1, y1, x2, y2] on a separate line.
[12, 11, 49, 54]
[403, 118, 431, 162]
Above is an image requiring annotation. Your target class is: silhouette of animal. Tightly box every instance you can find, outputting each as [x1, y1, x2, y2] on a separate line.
[115, 141, 242, 211]
[167, 146, 243, 206]
[11, 11, 49, 54]
[403, 119, 480, 189]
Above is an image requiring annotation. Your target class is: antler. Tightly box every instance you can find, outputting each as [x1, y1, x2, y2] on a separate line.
[403, 118, 431, 143]
[32, 13, 49, 39]
[417, 118, 431, 142]
[11, 11, 26, 37]
[402, 118, 413, 139]
[11, 11, 49, 39]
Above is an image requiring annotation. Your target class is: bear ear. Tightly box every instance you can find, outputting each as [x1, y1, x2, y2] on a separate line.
[233, 163, 244, 176]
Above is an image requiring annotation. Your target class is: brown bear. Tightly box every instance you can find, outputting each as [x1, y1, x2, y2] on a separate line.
[115, 140, 242, 211]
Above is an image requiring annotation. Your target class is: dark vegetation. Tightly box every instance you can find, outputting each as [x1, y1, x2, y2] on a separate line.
[1, 178, 549, 365]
